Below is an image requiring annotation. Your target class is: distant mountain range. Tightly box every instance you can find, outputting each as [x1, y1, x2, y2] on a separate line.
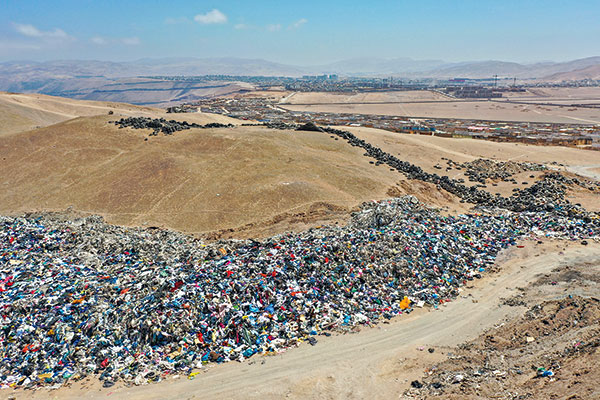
[1, 56, 599, 104]
[543, 64, 600, 81]
[2, 56, 600, 82]
[416, 57, 600, 79]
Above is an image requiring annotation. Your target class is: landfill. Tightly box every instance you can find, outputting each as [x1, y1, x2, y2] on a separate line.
[1, 121, 599, 390]
[1, 194, 599, 390]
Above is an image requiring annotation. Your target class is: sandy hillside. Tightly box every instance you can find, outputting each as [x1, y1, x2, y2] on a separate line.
[1, 113, 599, 237]
[1, 116, 458, 237]
[543, 65, 600, 82]
[0, 92, 239, 136]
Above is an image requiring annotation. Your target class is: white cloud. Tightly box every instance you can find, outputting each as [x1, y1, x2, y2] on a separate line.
[91, 36, 108, 45]
[121, 37, 141, 45]
[0, 41, 41, 51]
[289, 18, 308, 30]
[194, 9, 227, 24]
[165, 17, 189, 25]
[234, 23, 249, 30]
[13, 23, 73, 41]
[266, 23, 282, 32]
[89, 36, 141, 46]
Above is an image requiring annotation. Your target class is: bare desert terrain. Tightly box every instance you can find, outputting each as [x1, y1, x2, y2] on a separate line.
[280, 88, 600, 124]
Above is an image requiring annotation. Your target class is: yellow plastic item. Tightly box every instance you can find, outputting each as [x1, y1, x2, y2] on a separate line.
[188, 371, 201, 379]
[399, 296, 411, 310]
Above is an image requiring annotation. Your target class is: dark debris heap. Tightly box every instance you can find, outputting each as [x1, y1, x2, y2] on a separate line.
[112, 117, 233, 136]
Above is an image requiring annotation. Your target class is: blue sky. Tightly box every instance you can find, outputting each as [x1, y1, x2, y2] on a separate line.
[1, 0, 599, 64]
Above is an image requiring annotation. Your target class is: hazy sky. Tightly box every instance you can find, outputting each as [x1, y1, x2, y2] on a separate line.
[1, 0, 599, 64]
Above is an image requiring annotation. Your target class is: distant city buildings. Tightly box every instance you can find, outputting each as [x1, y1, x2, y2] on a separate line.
[151, 74, 599, 150]
[443, 86, 503, 99]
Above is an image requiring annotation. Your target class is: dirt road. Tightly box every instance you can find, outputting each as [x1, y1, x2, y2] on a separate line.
[566, 164, 600, 181]
[15, 240, 599, 400]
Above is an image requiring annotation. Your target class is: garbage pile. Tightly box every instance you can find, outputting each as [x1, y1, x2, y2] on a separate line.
[264, 121, 298, 131]
[112, 117, 233, 136]
[296, 121, 324, 132]
[1, 196, 599, 389]
[497, 172, 596, 214]
[442, 158, 547, 184]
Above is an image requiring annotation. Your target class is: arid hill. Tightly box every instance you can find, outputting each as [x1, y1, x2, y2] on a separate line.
[0, 93, 468, 237]
[543, 64, 600, 81]
[0, 115, 415, 237]
[0, 92, 238, 136]
[1, 94, 600, 400]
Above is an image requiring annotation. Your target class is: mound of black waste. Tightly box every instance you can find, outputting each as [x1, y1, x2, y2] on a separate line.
[112, 117, 233, 136]
[264, 122, 298, 130]
[296, 121, 324, 132]
[444, 158, 547, 184]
